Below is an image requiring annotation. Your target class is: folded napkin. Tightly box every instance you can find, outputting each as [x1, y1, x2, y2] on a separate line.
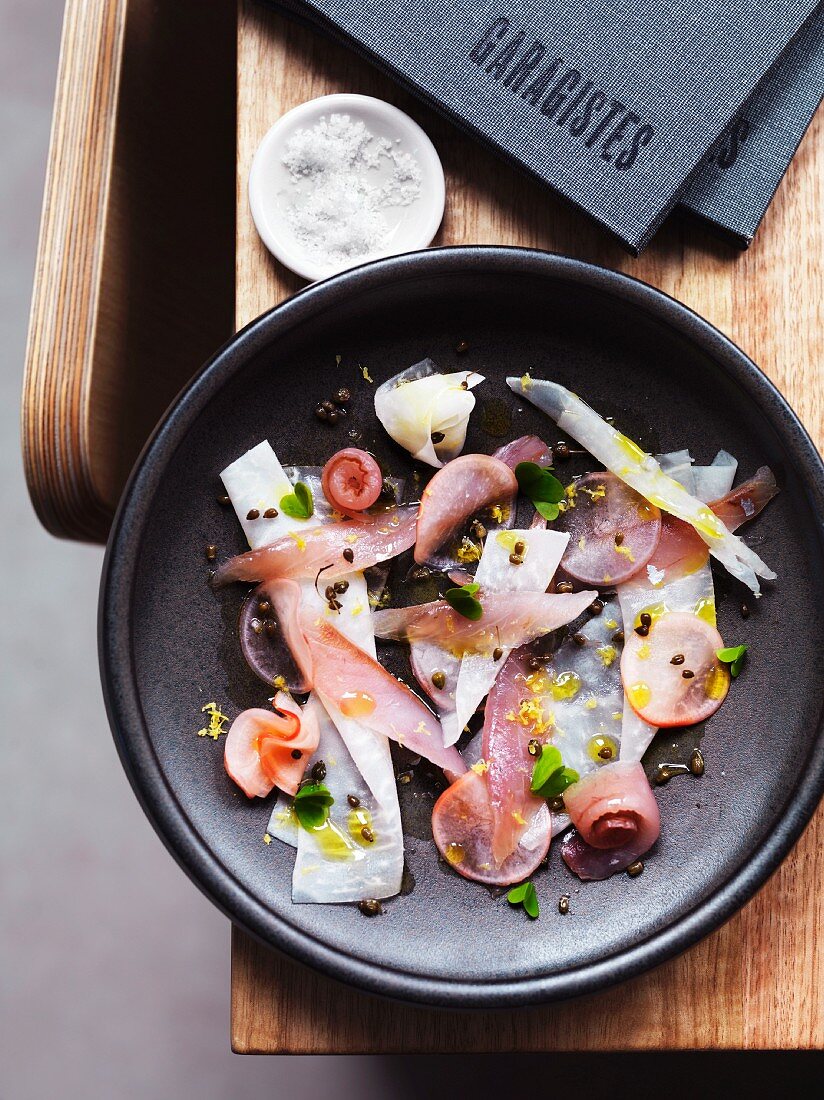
[265, 0, 820, 251]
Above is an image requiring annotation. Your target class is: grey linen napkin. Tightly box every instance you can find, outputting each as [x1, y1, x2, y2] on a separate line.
[265, 0, 821, 252]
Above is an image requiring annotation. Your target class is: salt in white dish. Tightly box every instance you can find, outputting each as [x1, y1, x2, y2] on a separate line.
[248, 94, 446, 282]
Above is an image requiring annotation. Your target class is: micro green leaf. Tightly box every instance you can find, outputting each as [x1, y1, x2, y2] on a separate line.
[717, 643, 748, 678]
[280, 481, 314, 520]
[507, 880, 539, 919]
[293, 782, 334, 830]
[445, 582, 483, 621]
[530, 744, 579, 800]
[515, 462, 565, 523]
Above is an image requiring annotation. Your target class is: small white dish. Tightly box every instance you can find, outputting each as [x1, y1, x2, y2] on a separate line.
[248, 94, 445, 282]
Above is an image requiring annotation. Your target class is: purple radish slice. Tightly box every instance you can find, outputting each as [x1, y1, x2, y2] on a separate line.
[559, 471, 662, 586]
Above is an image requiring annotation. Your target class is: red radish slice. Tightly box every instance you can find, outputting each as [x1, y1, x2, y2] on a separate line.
[321, 448, 383, 518]
[559, 471, 662, 585]
[223, 693, 320, 798]
[621, 611, 730, 727]
[431, 770, 551, 886]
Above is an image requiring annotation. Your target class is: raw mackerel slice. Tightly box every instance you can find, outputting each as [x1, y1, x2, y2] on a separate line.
[212, 506, 418, 586]
[561, 760, 660, 881]
[302, 616, 466, 779]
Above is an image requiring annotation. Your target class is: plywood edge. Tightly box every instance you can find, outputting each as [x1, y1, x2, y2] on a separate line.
[22, 0, 128, 542]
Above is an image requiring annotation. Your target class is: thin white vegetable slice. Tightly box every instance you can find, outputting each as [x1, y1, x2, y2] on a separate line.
[220, 441, 299, 549]
[507, 377, 775, 594]
[223, 440, 403, 900]
[375, 359, 484, 468]
[267, 696, 404, 903]
[447, 528, 571, 744]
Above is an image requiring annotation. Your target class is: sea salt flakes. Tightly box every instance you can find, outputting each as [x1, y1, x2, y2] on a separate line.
[281, 113, 422, 267]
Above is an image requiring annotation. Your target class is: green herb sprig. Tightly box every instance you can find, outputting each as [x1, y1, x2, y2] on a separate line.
[293, 782, 334, 830]
[717, 643, 748, 678]
[280, 481, 314, 520]
[507, 880, 539, 919]
[444, 581, 483, 621]
[530, 744, 579, 800]
[515, 461, 565, 522]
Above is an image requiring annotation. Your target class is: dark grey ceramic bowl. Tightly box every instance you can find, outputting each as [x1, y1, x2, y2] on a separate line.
[100, 247, 824, 1008]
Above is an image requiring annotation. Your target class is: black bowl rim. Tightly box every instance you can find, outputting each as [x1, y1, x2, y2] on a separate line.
[99, 245, 824, 1008]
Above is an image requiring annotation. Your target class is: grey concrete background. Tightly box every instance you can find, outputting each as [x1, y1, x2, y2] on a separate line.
[2, 2, 818, 1095]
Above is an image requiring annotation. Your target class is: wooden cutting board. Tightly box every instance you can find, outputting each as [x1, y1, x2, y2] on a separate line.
[23, 0, 823, 1051]
[231, 2, 823, 1052]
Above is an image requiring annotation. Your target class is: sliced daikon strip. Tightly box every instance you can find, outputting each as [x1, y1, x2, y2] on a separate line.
[508, 377, 775, 594]
[691, 450, 738, 503]
[220, 441, 307, 549]
[225, 443, 404, 899]
[448, 528, 570, 744]
[375, 359, 484, 468]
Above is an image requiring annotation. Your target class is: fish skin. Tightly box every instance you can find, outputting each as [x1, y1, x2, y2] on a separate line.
[212, 506, 418, 586]
[414, 454, 517, 565]
[302, 617, 466, 780]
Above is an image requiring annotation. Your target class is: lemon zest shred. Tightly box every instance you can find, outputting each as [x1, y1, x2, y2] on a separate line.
[471, 759, 489, 775]
[263, 833, 272, 845]
[511, 810, 527, 826]
[615, 543, 636, 563]
[288, 532, 306, 551]
[197, 702, 230, 740]
[595, 645, 618, 667]
[360, 365, 374, 383]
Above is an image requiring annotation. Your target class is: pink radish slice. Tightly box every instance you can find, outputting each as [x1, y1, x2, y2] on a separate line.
[321, 448, 383, 518]
[559, 471, 661, 585]
[621, 611, 730, 727]
[431, 770, 552, 886]
[414, 454, 517, 564]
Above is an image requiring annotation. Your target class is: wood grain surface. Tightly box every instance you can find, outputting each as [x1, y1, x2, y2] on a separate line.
[232, 2, 823, 1052]
[22, 0, 235, 541]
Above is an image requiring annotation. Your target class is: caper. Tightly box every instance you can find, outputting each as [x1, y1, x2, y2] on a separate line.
[527, 739, 541, 756]
[311, 760, 326, 782]
[334, 580, 349, 594]
[492, 647, 503, 661]
[558, 895, 570, 915]
[556, 580, 574, 594]
[589, 599, 604, 615]
[626, 860, 644, 877]
[431, 670, 447, 690]
[358, 898, 382, 917]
